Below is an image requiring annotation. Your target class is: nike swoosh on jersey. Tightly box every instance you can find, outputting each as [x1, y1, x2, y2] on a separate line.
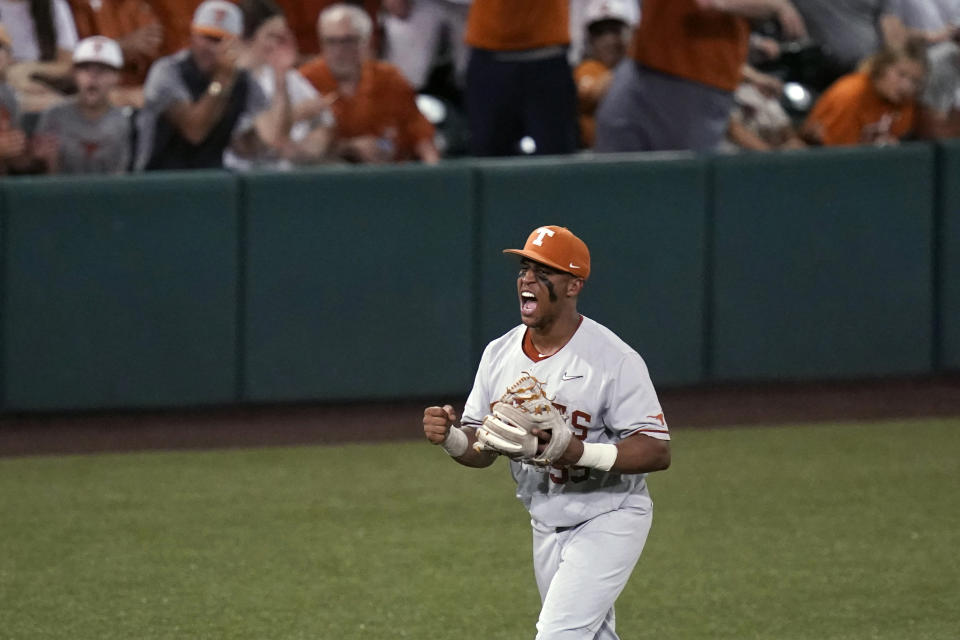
[561, 372, 584, 381]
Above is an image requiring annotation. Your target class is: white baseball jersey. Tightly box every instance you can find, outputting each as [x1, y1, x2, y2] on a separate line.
[462, 315, 669, 528]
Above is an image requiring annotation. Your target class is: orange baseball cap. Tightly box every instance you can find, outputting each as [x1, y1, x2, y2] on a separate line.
[503, 225, 591, 279]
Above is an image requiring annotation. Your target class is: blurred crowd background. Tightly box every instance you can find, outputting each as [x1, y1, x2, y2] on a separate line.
[1, 0, 959, 176]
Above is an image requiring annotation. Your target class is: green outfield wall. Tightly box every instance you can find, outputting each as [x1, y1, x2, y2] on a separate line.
[1, 172, 239, 411]
[711, 145, 935, 380]
[0, 144, 955, 412]
[938, 141, 960, 371]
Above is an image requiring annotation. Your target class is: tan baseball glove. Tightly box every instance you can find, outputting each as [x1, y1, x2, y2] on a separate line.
[474, 373, 572, 466]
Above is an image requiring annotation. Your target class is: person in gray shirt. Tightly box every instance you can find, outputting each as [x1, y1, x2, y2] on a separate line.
[33, 35, 131, 174]
[792, 0, 909, 88]
[136, 0, 288, 171]
[889, 0, 960, 34]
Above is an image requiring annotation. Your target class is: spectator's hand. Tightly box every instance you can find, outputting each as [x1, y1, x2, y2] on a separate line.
[751, 34, 782, 61]
[776, 0, 807, 41]
[872, 133, 900, 147]
[120, 22, 163, 58]
[340, 135, 392, 164]
[799, 120, 824, 145]
[751, 71, 784, 98]
[0, 127, 26, 160]
[30, 133, 59, 170]
[214, 36, 242, 81]
[292, 92, 338, 123]
[383, 0, 411, 20]
[741, 64, 784, 97]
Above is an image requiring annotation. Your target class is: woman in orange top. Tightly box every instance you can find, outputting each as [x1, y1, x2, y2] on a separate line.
[804, 40, 928, 146]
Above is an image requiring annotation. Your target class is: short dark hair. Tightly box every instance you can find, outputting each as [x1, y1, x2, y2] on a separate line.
[236, 0, 284, 40]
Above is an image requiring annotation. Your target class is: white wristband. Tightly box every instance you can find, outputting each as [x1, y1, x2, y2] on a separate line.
[440, 426, 469, 458]
[575, 442, 618, 471]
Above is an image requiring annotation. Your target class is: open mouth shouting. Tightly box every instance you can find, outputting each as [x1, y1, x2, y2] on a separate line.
[520, 290, 538, 317]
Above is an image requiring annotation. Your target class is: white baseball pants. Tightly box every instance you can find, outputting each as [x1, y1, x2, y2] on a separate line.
[532, 506, 653, 639]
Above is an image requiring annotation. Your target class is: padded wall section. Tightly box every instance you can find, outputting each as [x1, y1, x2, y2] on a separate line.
[938, 141, 960, 371]
[0, 183, 5, 410]
[3, 173, 239, 410]
[475, 155, 708, 386]
[711, 145, 934, 381]
[242, 166, 475, 402]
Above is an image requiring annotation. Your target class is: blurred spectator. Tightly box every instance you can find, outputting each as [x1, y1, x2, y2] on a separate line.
[887, 0, 960, 45]
[568, 0, 639, 66]
[802, 39, 927, 146]
[0, 23, 30, 173]
[721, 81, 806, 151]
[916, 39, 960, 138]
[227, 0, 334, 168]
[790, 0, 922, 89]
[0, 0, 79, 112]
[273, 0, 377, 58]
[67, 0, 162, 107]
[573, 0, 635, 148]
[33, 35, 130, 172]
[381, 0, 471, 91]
[299, 3, 438, 163]
[136, 0, 289, 170]
[465, 0, 577, 156]
[595, 0, 806, 153]
[151, 0, 201, 56]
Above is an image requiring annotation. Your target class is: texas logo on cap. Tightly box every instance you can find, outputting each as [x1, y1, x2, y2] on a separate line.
[503, 225, 591, 279]
[72, 36, 124, 69]
[192, 0, 243, 39]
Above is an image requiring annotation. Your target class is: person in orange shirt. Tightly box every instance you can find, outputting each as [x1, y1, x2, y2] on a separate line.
[298, 2, 438, 163]
[595, 0, 806, 153]
[273, 0, 378, 58]
[150, 0, 203, 56]
[464, 0, 577, 156]
[573, 0, 635, 149]
[803, 39, 928, 146]
[68, 0, 163, 106]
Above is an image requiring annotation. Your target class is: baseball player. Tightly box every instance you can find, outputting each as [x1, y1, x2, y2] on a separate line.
[423, 225, 671, 640]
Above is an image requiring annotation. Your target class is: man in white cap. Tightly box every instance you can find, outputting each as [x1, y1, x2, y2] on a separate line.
[33, 35, 131, 173]
[573, 0, 637, 147]
[136, 0, 291, 170]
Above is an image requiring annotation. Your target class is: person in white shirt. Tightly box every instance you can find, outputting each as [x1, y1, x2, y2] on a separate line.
[423, 225, 671, 640]
[226, 0, 334, 169]
[381, 0, 471, 90]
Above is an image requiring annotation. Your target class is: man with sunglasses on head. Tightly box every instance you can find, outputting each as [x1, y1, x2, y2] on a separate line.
[423, 225, 671, 639]
[136, 0, 291, 170]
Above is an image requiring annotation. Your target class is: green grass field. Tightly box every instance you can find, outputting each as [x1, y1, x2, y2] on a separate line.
[2, 418, 958, 639]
